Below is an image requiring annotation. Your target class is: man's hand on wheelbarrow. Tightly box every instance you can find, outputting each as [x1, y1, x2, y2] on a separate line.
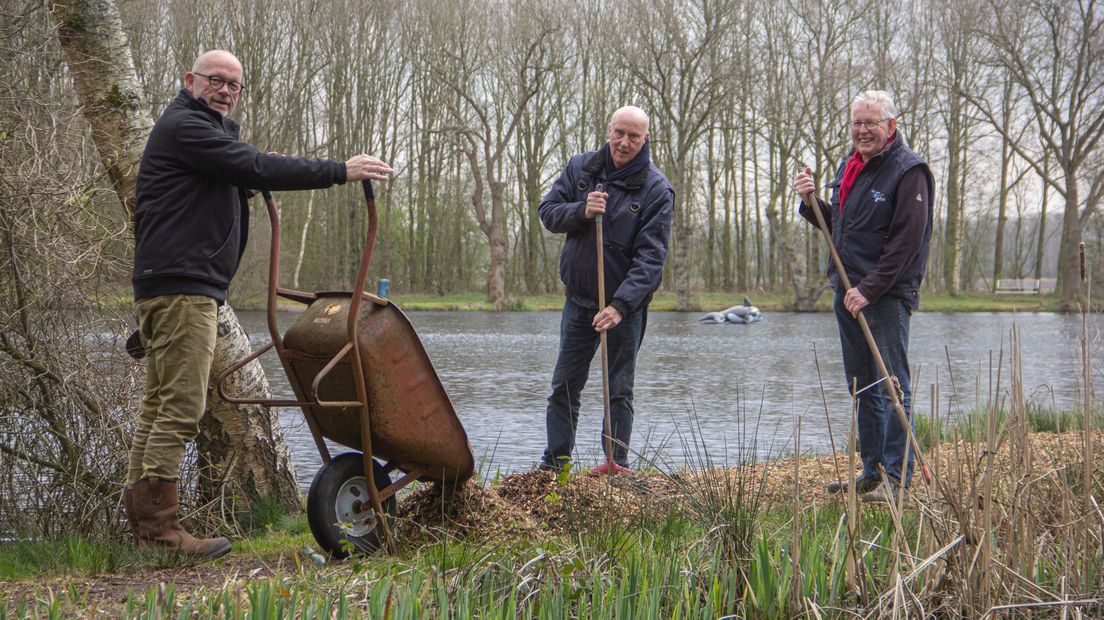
[346, 154, 394, 182]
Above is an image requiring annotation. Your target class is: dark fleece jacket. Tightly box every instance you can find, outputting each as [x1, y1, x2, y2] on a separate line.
[133, 89, 347, 303]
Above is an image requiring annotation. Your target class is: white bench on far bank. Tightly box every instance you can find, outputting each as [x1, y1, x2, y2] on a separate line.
[995, 278, 1042, 295]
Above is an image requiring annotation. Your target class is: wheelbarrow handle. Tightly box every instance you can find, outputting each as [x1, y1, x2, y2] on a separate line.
[348, 180, 377, 322]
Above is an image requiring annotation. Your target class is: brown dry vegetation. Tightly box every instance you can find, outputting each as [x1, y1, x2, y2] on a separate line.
[394, 430, 1104, 546]
[1, 430, 1100, 615]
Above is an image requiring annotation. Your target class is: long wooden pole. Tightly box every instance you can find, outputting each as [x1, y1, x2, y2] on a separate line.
[595, 182, 615, 465]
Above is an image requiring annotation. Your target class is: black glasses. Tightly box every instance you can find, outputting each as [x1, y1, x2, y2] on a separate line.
[194, 72, 245, 94]
[850, 119, 886, 130]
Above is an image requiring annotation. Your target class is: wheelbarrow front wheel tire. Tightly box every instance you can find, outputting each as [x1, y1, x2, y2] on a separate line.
[307, 452, 395, 558]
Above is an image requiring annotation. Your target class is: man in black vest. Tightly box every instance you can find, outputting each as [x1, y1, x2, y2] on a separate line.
[793, 90, 934, 502]
[126, 49, 392, 559]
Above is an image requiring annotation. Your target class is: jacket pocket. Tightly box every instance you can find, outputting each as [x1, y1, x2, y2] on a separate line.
[575, 174, 597, 200]
[604, 204, 641, 252]
[205, 214, 240, 281]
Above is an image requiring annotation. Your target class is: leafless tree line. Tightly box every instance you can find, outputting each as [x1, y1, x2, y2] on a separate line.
[0, 2, 139, 535]
[104, 0, 1102, 311]
[3, 0, 1099, 313]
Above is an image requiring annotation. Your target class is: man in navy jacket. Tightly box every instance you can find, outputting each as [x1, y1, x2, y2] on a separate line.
[126, 50, 392, 559]
[794, 90, 934, 503]
[537, 106, 674, 472]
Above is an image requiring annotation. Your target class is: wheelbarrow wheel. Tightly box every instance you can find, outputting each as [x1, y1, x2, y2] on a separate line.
[307, 452, 395, 558]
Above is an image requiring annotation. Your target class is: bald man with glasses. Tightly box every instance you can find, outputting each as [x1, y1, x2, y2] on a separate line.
[125, 49, 393, 560]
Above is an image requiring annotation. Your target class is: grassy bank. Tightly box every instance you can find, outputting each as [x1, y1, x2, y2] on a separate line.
[2, 423, 1101, 618]
[253, 290, 1060, 313]
[102, 282, 1071, 312]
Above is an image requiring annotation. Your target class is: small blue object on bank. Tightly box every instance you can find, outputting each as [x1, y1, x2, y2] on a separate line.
[377, 278, 390, 298]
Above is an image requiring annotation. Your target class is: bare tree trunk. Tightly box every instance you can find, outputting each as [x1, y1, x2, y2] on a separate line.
[52, 0, 299, 510]
[752, 124, 765, 290]
[1057, 166, 1083, 309]
[50, 0, 150, 215]
[943, 100, 965, 294]
[292, 190, 315, 289]
[1035, 155, 1050, 281]
[992, 146, 1010, 289]
[487, 180, 509, 310]
[991, 80, 1015, 290]
[705, 125, 718, 291]
[721, 124, 736, 291]
[673, 164, 693, 310]
[196, 306, 299, 508]
[737, 122, 749, 291]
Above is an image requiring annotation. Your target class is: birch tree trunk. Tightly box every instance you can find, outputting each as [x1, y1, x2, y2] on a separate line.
[292, 190, 316, 289]
[196, 306, 299, 508]
[51, 0, 299, 510]
[943, 117, 965, 294]
[50, 0, 150, 215]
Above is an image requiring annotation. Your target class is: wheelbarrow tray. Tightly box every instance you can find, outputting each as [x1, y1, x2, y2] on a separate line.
[281, 291, 475, 485]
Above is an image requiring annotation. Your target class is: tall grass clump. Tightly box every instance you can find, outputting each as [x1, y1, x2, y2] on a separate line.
[658, 389, 769, 584]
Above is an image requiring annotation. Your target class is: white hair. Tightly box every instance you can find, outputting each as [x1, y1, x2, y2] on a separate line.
[852, 90, 898, 120]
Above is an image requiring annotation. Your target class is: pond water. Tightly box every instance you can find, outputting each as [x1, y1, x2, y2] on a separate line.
[237, 309, 1103, 489]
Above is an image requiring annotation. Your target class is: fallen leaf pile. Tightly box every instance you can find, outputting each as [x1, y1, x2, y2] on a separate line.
[392, 431, 1104, 546]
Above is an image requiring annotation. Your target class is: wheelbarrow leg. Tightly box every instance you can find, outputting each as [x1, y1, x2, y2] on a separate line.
[351, 343, 395, 553]
[359, 446, 394, 552]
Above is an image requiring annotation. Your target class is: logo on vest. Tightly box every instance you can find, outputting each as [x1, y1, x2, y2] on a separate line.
[871, 189, 887, 203]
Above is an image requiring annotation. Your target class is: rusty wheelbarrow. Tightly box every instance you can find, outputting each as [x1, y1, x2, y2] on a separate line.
[217, 181, 474, 557]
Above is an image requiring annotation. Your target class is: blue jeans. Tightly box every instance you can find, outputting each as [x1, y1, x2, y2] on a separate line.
[834, 292, 914, 486]
[542, 299, 645, 468]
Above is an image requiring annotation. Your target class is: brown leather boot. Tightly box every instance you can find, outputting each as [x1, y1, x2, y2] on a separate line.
[130, 477, 231, 560]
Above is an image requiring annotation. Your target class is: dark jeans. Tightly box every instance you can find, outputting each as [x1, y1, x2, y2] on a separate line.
[542, 299, 645, 468]
[834, 291, 914, 486]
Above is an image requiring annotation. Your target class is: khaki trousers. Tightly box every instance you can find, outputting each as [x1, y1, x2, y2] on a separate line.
[126, 294, 218, 484]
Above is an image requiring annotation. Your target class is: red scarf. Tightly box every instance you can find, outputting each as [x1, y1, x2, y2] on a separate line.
[839, 131, 896, 215]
